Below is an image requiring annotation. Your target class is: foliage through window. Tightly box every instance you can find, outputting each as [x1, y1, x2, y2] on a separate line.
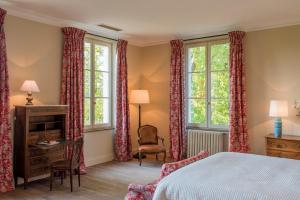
[187, 40, 229, 129]
[84, 38, 113, 130]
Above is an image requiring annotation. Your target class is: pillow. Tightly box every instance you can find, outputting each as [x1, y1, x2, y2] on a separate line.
[160, 151, 209, 179]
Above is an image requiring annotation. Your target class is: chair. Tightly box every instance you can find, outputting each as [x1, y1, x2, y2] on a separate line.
[50, 137, 83, 192]
[138, 125, 166, 166]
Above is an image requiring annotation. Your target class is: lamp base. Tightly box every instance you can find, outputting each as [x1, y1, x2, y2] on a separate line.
[25, 92, 33, 105]
[273, 117, 282, 138]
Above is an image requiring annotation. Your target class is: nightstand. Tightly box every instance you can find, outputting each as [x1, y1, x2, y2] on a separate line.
[265, 134, 300, 160]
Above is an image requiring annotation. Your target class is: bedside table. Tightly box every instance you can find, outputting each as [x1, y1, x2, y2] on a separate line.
[265, 134, 300, 160]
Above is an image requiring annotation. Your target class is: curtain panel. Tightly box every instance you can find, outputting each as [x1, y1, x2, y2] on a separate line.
[114, 39, 132, 161]
[0, 8, 14, 192]
[169, 39, 186, 161]
[228, 31, 249, 153]
[60, 27, 86, 171]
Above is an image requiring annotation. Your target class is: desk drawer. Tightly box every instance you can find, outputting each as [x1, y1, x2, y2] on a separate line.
[267, 149, 300, 160]
[266, 138, 300, 151]
[30, 166, 50, 177]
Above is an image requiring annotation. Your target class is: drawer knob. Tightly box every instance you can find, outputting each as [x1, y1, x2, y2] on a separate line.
[276, 144, 283, 148]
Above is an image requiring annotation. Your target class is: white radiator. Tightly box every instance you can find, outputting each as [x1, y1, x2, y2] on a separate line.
[187, 129, 225, 157]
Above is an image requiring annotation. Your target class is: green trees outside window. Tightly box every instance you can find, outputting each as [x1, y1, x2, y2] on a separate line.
[84, 39, 112, 129]
[187, 41, 229, 128]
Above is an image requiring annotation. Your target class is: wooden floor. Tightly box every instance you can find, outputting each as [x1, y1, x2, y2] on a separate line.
[0, 158, 162, 200]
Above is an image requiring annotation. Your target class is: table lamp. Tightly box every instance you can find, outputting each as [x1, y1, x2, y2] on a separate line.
[20, 80, 40, 105]
[269, 100, 288, 138]
[130, 90, 150, 127]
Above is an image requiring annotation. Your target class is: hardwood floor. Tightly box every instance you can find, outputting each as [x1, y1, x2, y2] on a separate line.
[1, 158, 162, 200]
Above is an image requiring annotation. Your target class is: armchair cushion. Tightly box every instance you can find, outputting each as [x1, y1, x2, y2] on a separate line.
[138, 145, 166, 153]
[125, 151, 209, 200]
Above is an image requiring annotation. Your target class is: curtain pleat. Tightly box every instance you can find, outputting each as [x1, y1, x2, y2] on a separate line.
[115, 39, 132, 161]
[228, 31, 249, 153]
[169, 39, 186, 161]
[61, 27, 86, 171]
[0, 7, 15, 192]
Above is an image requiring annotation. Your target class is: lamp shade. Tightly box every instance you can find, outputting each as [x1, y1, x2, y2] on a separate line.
[20, 80, 40, 93]
[269, 100, 288, 117]
[130, 90, 150, 104]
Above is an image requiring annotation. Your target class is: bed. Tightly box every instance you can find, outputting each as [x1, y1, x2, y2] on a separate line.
[152, 152, 300, 200]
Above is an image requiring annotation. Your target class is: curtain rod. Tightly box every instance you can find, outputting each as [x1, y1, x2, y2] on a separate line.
[183, 33, 228, 42]
[86, 33, 118, 41]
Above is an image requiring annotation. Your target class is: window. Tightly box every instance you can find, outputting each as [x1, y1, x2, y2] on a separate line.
[186, 40, 229, 129]
[84, 38, 114, 130]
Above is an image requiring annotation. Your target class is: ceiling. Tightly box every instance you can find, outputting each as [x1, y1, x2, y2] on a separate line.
[1, 0, 300, 46]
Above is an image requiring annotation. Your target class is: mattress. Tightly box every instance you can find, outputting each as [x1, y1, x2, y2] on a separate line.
[153, 152, 300, 200]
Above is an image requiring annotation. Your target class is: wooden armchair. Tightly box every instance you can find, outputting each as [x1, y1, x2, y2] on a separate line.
[50, 137, 83, 192]
[138, 125, 166, 166]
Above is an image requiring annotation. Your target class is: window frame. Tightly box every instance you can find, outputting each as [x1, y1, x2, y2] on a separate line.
[185, 38, 230, 131]
[84, 36, 116, 132]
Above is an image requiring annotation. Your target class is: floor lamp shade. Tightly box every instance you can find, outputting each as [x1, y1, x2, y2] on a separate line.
[130, 90, 150, 128]
[130, 90, 150, 104]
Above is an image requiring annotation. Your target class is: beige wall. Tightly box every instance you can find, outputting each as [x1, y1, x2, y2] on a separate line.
[246, 25, 300, 154]
[6, 15, 62, 107]
[139, 44, 171, 151]
[5, 14, 143, 166]
[6, 14, 300, 161]
[132, 25, 300, 156]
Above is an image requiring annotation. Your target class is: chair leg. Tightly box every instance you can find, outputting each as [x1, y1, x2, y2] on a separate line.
[70, 170, 73, 192]
[78, 167, 81, 187]
[163, 151, 166, 163]
[139, 151, 142, 166]
[50, 167, 53, 191]
[60, 171, 64, 185]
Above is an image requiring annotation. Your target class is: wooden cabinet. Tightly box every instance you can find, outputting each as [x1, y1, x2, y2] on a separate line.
[265, 134, 300, 160]
[14, 105, 68, 188]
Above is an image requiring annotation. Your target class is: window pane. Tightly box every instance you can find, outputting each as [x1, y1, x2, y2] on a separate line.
[211, 99, 229, 126]
[84, 69, 91, 98]
[95, 71, 109, 98]
[84, 98, 91, 126]
[211, 71, 229, 99]
[84, 42, 91, 69]
[94, 98, 110, 124]
[188, 73, 206, 98]
[188, 99, 206, 124]
[188, 47, 206, 72]
[95, 44, 109, 71]
[211, 43, 229, 71]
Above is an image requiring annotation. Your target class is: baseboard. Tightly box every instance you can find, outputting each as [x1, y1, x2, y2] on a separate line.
[85, 153, 114, 167]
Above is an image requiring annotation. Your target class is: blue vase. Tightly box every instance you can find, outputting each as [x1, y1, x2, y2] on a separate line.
[274, 117, 282, 138]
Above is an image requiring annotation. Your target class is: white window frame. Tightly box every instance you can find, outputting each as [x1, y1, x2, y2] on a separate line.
[84, 36, 116, 132]
[185, 38, 229, 130]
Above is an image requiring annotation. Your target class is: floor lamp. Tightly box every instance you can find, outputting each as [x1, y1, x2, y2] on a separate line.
[130, 89, 150, 158]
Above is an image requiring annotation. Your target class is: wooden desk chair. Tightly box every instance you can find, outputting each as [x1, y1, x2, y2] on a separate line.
[138, 125, 166, 166]
[50, 137, 83, 192]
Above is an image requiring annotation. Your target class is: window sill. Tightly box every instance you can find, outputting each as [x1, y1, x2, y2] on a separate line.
[84, 127, 114, 133]
[186, 126, 229, 133]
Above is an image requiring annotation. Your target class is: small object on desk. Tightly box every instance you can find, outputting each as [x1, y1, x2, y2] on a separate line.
[37, 140, 60, 146]
[265, 134, 300, 160]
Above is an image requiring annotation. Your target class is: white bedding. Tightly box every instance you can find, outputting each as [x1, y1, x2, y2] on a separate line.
[153, 152, 300, 200]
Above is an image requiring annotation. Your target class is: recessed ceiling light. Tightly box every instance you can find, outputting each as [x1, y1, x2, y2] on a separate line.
[97, 24, 122, 32]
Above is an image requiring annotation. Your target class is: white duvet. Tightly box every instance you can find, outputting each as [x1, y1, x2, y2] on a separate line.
[153, 152, 300, 200]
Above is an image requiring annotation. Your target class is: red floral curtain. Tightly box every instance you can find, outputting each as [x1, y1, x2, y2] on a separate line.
[0, 8, 14, 192]
[60, 27, 86, 170]
[228, 31, 249, 153]
[114, 40, 131, 161]
[169, 40, 186, 161]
